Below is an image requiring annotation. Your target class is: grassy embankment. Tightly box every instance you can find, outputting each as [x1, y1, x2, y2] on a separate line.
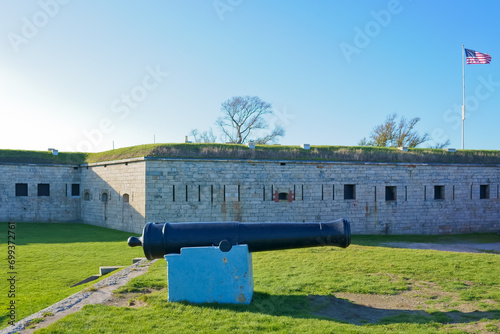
[0, 223, 142, 330]
[1, 143, 500, 165]
[32, 232, 500, 334]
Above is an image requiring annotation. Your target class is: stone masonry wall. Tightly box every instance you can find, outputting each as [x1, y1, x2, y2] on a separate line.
[0, 163, 81, 222]
[145, 159, 500, 234]
[80, 160, 146, 233]
[1, 157, 498, 235]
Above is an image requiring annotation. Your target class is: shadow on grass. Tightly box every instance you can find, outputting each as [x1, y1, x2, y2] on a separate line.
[0, 316, 8, 329]
[0, 222, 140, 245]
[196, 292, 500, 326]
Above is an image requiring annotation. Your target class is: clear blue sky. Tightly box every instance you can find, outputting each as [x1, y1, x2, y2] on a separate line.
[1, 0, 499, 152]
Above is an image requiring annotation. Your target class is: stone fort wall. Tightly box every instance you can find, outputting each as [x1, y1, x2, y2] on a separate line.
[144, 158, 499, 235]
[0, 163, 81, 222]
[1, 158, 499, 235]
[80, 159, 146, 233]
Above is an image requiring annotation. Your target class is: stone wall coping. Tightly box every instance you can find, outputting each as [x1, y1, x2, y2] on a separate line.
[3, 156, 500, 169]
[0, 162, 80, 168]
[80, 157, 146, 167]
[142, 157, 500, 168]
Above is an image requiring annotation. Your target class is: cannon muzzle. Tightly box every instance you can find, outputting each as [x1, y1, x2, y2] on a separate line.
[128, 219, 351, 260]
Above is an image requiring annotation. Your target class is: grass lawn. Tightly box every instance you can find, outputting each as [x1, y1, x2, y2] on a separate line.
[2, 143, 500, 165]
[0, 222, 143, 330]
[36, 233, 500, 333]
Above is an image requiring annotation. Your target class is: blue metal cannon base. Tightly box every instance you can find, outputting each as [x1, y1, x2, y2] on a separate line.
[165, 244, 253, 304]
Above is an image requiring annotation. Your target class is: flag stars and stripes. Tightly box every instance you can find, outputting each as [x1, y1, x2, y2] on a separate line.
[465, 48, 492, 64]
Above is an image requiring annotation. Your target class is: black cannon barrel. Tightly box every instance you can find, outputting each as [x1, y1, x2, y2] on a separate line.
[128, 219, 351, 260]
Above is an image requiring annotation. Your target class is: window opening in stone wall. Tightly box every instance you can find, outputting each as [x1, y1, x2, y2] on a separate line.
[279, 192, 288, 200]
[405, 186, 407, 201]
[223, 185, 226, 202]
[385, 186, 397, 201]
[301, 185, 304, 200]
[238, 184, 240, 202]
[211, 185, 214, 203]
[424, 186, 427, 201]
[101, 192, 108, 202]
[38, 184, 50, 197]
[321, 185, 324, 200]
[344, 184, 356, 200]
[480, 185, 490, 199]
[280, 162, 286, 166]
[452, 185, 455, 200]
[434, 185, 445, 200]
[198, 185, 201, 202]
[186, 185, 188, 202]
[470, 185, 473, 199]
[271, 185, 274, 201]
[263, 186, 265, 201]
[123, 193, 130, 203]
[84, 192, 90, 201]
[72, 184, 80, 197]
[15, 183, 28, 197]
[173, 185, 175, 202]
[65, 184, 68, 197]
[332, 185, 335, 200]
[374, 186, 377, 201]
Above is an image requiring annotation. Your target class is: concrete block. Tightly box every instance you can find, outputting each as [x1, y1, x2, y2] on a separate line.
[133, 257, 147, 264]
[165, 245, 253, 304]
[99, 266, 125, 276]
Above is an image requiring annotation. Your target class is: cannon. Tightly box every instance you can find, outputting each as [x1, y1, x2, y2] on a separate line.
[128, 219, 351, 260]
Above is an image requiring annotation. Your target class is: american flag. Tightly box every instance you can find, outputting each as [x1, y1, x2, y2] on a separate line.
[465, 48, 492, 64]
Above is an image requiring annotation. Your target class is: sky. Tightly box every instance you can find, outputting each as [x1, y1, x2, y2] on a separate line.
[1, 0, 499, 152]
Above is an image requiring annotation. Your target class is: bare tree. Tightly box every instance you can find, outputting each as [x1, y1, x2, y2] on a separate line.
[253, 126, 285, 144]
[216, 96, 285, 144]
[359, 113, 433, 148]
[428, 139, 451, 149]
[189, 128, 218, 143]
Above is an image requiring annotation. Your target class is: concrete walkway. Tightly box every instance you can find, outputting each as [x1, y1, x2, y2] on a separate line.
[1, 259, 157, 334]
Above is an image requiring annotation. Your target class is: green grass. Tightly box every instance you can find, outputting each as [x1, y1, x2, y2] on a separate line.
[0, 149, 87, 165]
[0, 223, 143, 329]
[352, 233, 500, 247]
[36, 234, 500, 333]
[36, 301, 447, 334]
[1, 143, 500, 165]
[82, 144, 500, 164]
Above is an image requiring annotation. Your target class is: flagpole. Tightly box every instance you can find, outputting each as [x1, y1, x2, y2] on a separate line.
[462, 45, 465, 150]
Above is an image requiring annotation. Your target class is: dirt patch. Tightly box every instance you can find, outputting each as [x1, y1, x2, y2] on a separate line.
[309, 279, 499, 327]
[310, 292, 498, 326]
[445, 321, 500, 333]
[309, 294, 427, 325]
[311, 242, 500, 329]
[103, 288, 165, 308]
